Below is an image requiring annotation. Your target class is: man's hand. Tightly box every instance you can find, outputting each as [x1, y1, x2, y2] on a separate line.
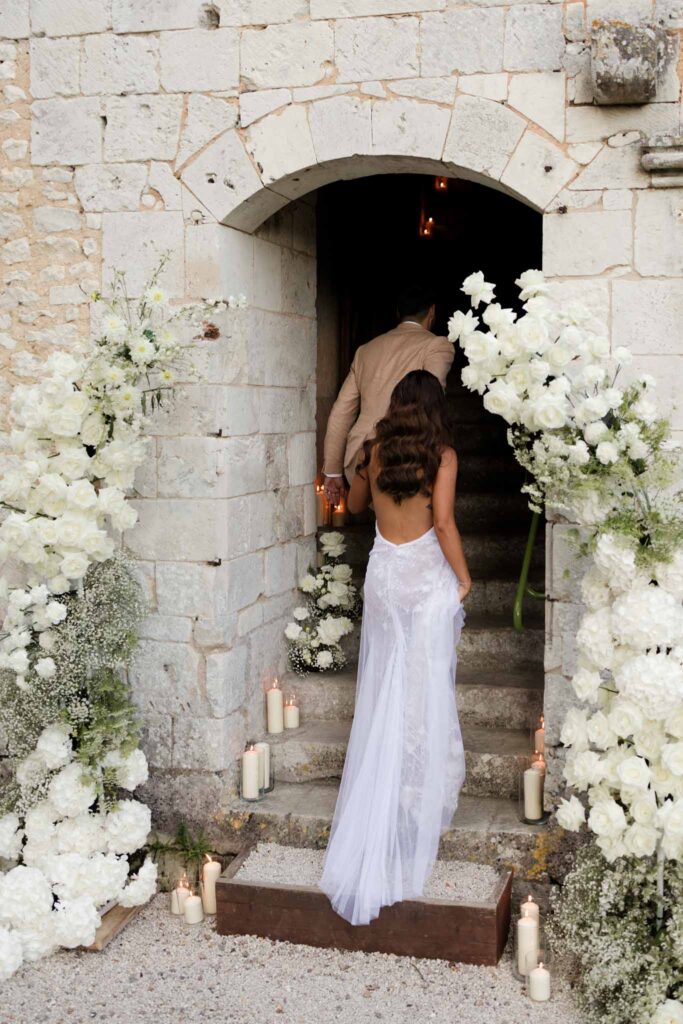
[323, 475, 344, 505]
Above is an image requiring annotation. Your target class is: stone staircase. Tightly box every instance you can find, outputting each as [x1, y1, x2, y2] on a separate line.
[224, 380, 550, 902]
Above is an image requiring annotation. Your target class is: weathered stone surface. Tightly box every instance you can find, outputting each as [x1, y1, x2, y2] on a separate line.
[139, 614, 193, 644]
[74, 162, 146, 211]
[147, 162, 182, 210]
[159, 28, 239, 92]
[126, 498, 229, 560]
[264, 540, 298, 596]
[259, 386, 316, 435]
[223, 436, 269, 497]
[335, 16, 419, 83]
[288, 432, 316, 487]
[82, 33, 159, 95]
[246, 105, 316, 187]
[309, 94, 372, 164]
[31, 0, 111, 35]
[112, 0, 206, 32]
[181, 130, 266, 226]
[33, 205, 82, 232]
[507, 71, 566, 141]
[104, 95, 182, 161]
[157, 561, 221, 619]
[590, 17, 672, 105]
[508, 7, 565, 72]
[226, 491, 279, 557]
[388, 76, 455, 104]
[130, 638, 204, 715]
[312, 0, 444, 14]
[0, 0, 28, 37]
[102, 211, 184, 296]
[239, 0, 309, 24]
[603, 188, 633, 209]
[176, 95, 236, 169]
[421, 9, 504, 76]
[281, 249, 316, 317]
[567, 102, 678, 143]
[29, 37, 80, 98]
[443, 94, 526, 181]
[543, 209, 632, 275]
[206, 647, 249, 718]
[634, 189, 683, 275]
[173, 714, 243, 772]
[240, 88, 290, 128]
[157, 437, 226, 498]
[613, 279, 683, 353]
[501, 130, 578, 210]
[241, 22, 334, 89]
[31, 97, 103, 165]
[139, 713, 172, 770]
[458, 73, 508, 102]
[372, 97, 450, 159]
[571, 140, 650, 189]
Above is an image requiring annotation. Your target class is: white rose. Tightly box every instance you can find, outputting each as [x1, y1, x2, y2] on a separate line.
[595, 834, 627, 862]
[463, 330, 498, 364]
[616, 755, 652, 791]
[623, 822, 658, 857]
[331, 564, 352, 583]
[662, 742, 683, 777]
[67, 479, 98, 511]
[629, 792, 657, 826]
[285, 623, 303, 641]
[319, 532, 346, 559]
[564, 750, 606, 791]
[461, 270, 495, 308]
[292, 607, 309, 621]
[516, 316, 549, 355]
[595, 441, 619, 465]
[587, 799, 627, 838]
[528, 388, 569, 430]
[634, 720, 667, 761]
[482, 380, 521, 424]
[560, 707, 590, 750]
[607, 699, 643, 739]
[515, 269, 548, 300]
[586, 711, 617, 751]
[315, 650, 333, 670]
[555, 795, 585, 832]
[461, 363, 492, 394]
[448, 309, 480, 343]
[45, 600, 67, 625]
[571, 667, 603, 704]
[657, 799, 683, 841]
[568, 440, 590, 466]
[60, 552, 90, 580]
[482, 302, 515, 331]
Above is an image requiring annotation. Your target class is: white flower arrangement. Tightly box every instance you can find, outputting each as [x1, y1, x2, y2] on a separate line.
[285, 532, 361, 675]
[0, 259, 242, 980]
[455, 269, 683, 1023]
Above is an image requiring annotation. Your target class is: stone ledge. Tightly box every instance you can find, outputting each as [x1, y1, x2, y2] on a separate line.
[641, 132, 683, 187]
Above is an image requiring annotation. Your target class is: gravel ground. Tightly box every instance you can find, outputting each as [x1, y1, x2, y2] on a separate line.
[237, 843, 500, 902]
[1, 896, 584, 1024]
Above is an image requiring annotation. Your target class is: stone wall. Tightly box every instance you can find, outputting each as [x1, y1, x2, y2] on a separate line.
[1, 0, 683, 816]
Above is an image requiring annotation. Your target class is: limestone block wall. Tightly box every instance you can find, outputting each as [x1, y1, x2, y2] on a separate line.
[1, 0, 682, 817]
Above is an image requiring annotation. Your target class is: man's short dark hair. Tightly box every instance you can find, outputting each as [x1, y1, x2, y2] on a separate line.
[397, 285, 436, 321]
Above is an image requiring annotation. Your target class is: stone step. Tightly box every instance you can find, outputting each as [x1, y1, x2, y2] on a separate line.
[263, 720, 530, 798]
[343, 617, 545, 671]
[457, 454, 525, 492]
[223, 782, 550, 892]
[337, 524, 544, 579]
[450, 420, 510, 455]
[288, 665, 543, 730]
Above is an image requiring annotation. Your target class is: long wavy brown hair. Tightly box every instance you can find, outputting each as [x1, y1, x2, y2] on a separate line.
[360, 370, 453, 504]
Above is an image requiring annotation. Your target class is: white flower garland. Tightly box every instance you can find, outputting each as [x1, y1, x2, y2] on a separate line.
[0, 260, 244, 979]
[453, 269, 683, 1020]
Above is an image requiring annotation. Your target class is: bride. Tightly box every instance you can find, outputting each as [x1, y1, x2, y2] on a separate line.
[319, 369, 472, 926]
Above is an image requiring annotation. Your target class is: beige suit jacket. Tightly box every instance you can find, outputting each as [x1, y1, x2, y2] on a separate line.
[322, 322, 455, 480]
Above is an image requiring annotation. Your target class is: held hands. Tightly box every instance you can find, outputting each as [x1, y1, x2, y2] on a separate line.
[323, 475, 345, 505]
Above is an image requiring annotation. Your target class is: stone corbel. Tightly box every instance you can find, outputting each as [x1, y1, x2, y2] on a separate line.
[641, 134, 683, 188]
[590, 18, 679, 105]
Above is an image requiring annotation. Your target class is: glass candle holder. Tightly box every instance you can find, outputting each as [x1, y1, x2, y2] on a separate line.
[240, 744, 262, 802]
[518, 756, 551, 826]
[530, 713, 545, 756]
[514, 916, 547, 982]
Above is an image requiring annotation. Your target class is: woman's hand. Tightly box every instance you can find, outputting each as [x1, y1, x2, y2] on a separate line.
[458, 579, 472, 603]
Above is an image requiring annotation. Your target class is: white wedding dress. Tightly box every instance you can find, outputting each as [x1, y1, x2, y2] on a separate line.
[319, 526, 466, 926]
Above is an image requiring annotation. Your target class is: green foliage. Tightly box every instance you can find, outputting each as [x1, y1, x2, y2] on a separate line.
[147, 820, 213, 868]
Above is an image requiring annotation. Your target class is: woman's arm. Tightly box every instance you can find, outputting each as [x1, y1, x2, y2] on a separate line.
[431, 447, 472, 602]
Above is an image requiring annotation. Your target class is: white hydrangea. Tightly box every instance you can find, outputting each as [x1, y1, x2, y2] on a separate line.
[104, 800, 151, 855]
[47, 851, 128, 906]
[615, 653, 683, 721]
[0, 813, 23, 862]
[0, 866, 53, 929]
[52, 897, 101, 949]
[571, 666, 603, 704]
[576, 607, 614, 670]
[118, 858, 158, 908]
[36, 724, 72, 770]
[611, 584, 683, 650]
[53, 814, 106, 856]
[593, 532, 638, 593]
[580, 568, 612, 610]
[17, 917, 57, 963]
[48, 763, 97, 818]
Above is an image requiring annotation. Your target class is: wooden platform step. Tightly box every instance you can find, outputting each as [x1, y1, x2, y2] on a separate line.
[263, 719, 530, 798]
[289, 665, 543, 729]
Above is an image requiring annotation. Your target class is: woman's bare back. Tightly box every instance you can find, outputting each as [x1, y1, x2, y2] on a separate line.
[367, 444, 437, 546]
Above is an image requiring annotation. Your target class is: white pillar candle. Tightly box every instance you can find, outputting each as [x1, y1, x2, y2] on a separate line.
[534, 716, 545, 755]
[183, 892, 204, 925]
[517, 910, 539, 976]
[331, 498, 346, 527]
[520, 894, 540, 923]
[529, 962, 551, 1002]
[284, 698, 300, 729]
[523, 766, 544, 821]
[241, 744, 260, 800]
[201, 856, 221, 915]
[316, 486, 327, 528]
[170, 883, 190, 915]
[254, 741, 270, 791]
[266, 680, 284, 734]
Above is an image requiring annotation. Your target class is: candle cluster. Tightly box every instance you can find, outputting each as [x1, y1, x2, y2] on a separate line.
[170, 856, 221, 926]
[516, 895, 551, 1002]
[315, 482, 347, 528]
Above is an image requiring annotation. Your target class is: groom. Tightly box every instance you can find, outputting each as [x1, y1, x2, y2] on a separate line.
[322, 286, 454, 503]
